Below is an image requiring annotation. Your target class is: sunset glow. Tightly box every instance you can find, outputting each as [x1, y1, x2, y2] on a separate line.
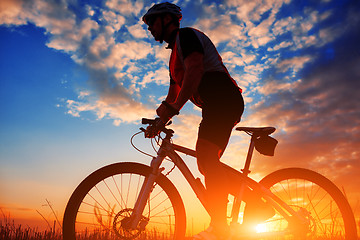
[1, 0, 359, 238]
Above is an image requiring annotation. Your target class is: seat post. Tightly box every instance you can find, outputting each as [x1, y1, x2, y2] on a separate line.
[242, 134, 256, 176]
[230, 134, 256, 224]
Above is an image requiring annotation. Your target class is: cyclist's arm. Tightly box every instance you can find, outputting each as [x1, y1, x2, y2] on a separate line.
[156, 52, 203, 122]
[164, 81, 181, 103]
[172, 51, 204, 111]
[156, 76, 181, 123]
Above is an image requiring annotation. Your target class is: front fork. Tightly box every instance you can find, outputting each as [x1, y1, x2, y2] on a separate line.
[126, 147, 167, 230]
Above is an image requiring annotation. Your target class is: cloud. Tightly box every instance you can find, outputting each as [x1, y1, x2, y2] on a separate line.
[226, 0, 290, 23]
[47, 18, 100, 53]
[195, 14, 246, 46]
[267, 41, 292, 51]
[171, 114, 202, 148]
[247, 7, 360, 197]
[1, 0, 334, 126]
[0, 0, 165, 124]
[0, 0, 101, 53]
[2, 0, 359, 171]
[128, 20, 148, 39]
[277, 55, 313, 73]
[102, 10, 126, 32]
[0, 0, 27, 25]
[107, 40, 152, 63]
[55, 5, 168, 123]
[139, 67, 169, 87]
[255, 79, 301, 95]
[66, 89, 154, 125]
[105, 0, 144, 17]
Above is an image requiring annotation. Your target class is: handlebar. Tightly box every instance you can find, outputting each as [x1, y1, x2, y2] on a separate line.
[141, 118, 174, 138]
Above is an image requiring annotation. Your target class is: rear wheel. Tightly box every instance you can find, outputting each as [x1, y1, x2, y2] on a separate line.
[256, 168, 357, 239]
[63, 162, 186, 240]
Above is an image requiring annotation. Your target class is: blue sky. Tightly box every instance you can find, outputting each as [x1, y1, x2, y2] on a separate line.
[1, 0, 359, 229]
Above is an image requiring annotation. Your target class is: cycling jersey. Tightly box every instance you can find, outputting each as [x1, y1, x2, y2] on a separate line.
[169, 27, 242, 108]
[168, 27, 244, 150]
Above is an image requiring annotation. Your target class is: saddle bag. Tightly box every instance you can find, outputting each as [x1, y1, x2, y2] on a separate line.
[254, 135, 278, 156]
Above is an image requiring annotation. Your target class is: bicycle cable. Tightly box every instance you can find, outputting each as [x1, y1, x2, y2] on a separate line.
[151, 136, 160, 153]
[131, 130, 178, 207]
[130, 131, 157, 158]
[130, 130, 175, 166]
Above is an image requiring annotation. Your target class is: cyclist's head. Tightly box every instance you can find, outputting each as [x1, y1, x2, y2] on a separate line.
[143, 2, 182, 29]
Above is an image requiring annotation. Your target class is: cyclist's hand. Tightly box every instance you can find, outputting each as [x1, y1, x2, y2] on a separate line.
[156, 101, 179, 123]
[144, 118, 165, 138]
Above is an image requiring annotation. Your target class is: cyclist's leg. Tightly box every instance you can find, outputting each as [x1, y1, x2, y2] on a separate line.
[195, 72, 244, 237]
[196, 99, 244, 235]
[196, 138, 228, 230]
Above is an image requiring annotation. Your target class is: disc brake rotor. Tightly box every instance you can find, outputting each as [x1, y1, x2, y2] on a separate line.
[113, 208, 149, 240]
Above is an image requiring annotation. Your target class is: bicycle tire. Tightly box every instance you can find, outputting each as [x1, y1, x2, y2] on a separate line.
[256, 168, 357, 239]
[63, 162, 186, 240]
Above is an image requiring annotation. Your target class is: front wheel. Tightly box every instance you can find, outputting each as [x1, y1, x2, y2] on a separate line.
[257, 168, 357, 239]
[63, 162, 186, 240]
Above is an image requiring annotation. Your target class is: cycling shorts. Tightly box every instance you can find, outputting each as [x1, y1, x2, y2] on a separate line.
[197, 72, 244, 152]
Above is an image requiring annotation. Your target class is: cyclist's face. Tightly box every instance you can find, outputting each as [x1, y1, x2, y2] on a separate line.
[147, 16, 162, 41]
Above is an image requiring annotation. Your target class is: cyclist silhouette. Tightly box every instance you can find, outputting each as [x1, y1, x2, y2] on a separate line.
[143, 2, 244, 239]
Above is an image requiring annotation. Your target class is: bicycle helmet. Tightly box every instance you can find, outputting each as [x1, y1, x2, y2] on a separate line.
[142, 2, 182, 25]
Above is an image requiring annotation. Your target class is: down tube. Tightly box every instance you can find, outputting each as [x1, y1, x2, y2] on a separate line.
[166, 150, 210, 214]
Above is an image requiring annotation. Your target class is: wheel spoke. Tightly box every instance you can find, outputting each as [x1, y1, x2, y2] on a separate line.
[63, 163, 185, 240]
[257, 168, 356, 239]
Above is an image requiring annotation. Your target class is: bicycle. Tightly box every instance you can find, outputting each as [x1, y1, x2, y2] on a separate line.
[63, 118, 358, 240]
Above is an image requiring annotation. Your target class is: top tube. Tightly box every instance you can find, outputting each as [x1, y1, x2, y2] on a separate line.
[172, 143, 196, 157]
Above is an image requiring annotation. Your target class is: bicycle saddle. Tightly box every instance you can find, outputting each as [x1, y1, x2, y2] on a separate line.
[235, 126, 276, 136]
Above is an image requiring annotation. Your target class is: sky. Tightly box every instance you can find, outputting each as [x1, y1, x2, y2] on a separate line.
[0, 0, 360, 233]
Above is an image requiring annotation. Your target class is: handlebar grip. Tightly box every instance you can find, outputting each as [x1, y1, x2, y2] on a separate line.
[141, 118, 155, 125]
[141, 118, 172, 126]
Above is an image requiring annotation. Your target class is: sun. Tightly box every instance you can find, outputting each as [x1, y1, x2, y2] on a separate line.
[255, 223, 268, 233]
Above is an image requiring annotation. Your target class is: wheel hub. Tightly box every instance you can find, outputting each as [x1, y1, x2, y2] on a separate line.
[287, 207, 315, 237]
[112, 208, 149, 240]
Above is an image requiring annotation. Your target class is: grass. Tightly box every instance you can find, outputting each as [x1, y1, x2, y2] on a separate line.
[1, 209, 359, 240]
[0, 216, 173, 240]
[0, 218, 61, 240]
[1, 217, 358, 240]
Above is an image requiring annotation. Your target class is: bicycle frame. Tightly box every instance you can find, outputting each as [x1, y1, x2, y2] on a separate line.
[128, 136, 209, 229]
[128, 131, 308, 231]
